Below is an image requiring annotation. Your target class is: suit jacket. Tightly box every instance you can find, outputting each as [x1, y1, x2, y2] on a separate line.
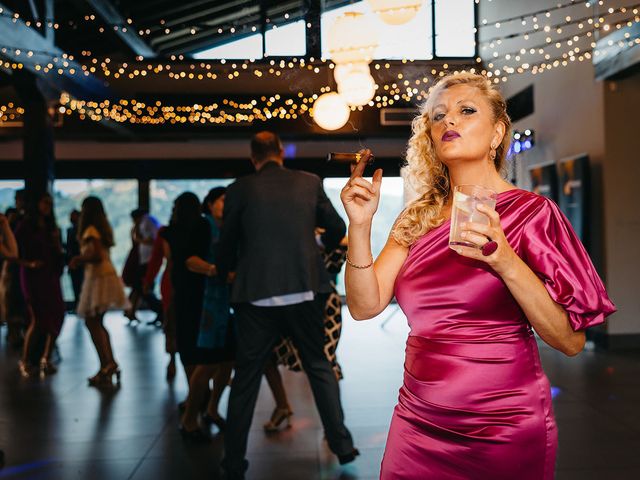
[217, 161, 346, 304]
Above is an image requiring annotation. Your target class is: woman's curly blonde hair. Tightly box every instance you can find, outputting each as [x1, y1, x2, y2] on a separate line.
[392, 72, 512, 247]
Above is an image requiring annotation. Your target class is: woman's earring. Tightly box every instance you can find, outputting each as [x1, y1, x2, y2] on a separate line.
[489, 143, 497, 161]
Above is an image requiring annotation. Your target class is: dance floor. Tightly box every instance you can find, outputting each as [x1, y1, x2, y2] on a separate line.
[1, 305, 639, 479]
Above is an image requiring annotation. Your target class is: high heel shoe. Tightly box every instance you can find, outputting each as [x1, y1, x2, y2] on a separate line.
[18, 360, 31, 379]
[87, 363, 121, 386]
[263, 407, 293, 432]
[38, 358, 57, 379]
[202, 413, 226, 431]
[102, 362, 121, 384]
[124, 310, 139, 324]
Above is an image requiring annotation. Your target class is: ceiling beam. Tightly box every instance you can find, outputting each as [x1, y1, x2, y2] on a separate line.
[83, 0, 156, 58]
[152, 1, 256, 33]
[152, 17, 262, 55]
[0, 2, 109, 100]
[134, 0, 246, 25]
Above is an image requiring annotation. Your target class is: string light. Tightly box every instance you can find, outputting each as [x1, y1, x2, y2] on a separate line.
[1, 3, 634, 82]
[0, 103, 25, 124]
[479, 0, 586, 29]
[2, 2, 639, 124]
[487, 20, 627, 65]
[45, 93, 316, 125]
[0, 36, 625, 126]
[1, 1, 635, 84]
[481, 3, 639, 46]
[0, 7, 295, 43]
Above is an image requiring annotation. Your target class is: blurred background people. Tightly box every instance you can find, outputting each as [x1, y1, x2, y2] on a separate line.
[0, 212, 19, 351]
[218, 131, 357, 478]
[143, 210, 177, 380]
[178, 187, 235, 441]
[124, 208, 162, 326]
[70, 196, 128, 386]
[66, 209, 84, 312]
[0, 206, 27, 349]
[164, 191, 234, 442]
[14, 192, 65, 378]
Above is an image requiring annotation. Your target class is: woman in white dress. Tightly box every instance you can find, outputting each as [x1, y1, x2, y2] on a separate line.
[69, 196, 127, 386]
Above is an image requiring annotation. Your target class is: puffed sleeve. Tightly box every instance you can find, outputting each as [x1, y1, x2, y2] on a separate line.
[520, 198, 616, 330]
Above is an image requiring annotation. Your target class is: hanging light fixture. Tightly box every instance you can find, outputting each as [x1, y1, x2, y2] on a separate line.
[333, 62, 371, 86]
[312, 92, 350, 130]
[327, 12, 379, 65]
[368, 0, 424, 26]
[338, 70, 377, 107]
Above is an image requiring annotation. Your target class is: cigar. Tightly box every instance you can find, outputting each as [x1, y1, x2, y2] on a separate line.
[326, 152, 375, 164]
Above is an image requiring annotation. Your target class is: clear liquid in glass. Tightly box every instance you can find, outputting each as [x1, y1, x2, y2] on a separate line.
[449, 185, 497, 249]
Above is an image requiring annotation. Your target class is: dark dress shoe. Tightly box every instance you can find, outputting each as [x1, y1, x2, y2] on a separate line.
[338, 448, 360, 465]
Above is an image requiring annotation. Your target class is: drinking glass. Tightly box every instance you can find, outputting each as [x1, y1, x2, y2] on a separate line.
[449, 185, 497, 249]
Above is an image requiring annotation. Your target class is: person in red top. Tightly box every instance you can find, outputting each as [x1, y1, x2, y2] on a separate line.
[143, 224, 176, 380]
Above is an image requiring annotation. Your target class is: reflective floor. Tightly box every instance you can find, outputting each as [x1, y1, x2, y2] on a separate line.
[1, 306, 639, 479]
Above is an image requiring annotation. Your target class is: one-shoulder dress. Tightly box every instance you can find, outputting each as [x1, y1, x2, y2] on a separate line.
[381, 189, 616, 480]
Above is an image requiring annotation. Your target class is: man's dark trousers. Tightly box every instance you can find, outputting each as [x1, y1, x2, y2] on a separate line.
[223, 296, 354, 477]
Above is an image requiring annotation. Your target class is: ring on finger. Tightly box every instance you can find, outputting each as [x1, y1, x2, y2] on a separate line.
[481, 237, 498, 256]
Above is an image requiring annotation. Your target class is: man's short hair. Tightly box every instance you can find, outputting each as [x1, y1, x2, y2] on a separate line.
[251, 131, 283, 163]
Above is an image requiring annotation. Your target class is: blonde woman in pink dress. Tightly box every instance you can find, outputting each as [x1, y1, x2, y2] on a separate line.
[340, 72, 615, 479]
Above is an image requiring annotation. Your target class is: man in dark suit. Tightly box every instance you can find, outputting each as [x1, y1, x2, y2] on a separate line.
[218, 131, 358, 479]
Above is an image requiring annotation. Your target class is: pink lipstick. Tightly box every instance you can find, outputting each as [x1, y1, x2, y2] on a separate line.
[442, 130, 461, 142]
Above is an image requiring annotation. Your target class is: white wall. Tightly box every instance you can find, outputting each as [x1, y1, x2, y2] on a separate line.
[602, 73, 640, 335]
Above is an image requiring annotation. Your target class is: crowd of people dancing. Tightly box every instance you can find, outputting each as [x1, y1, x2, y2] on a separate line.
[0, 135, 353, 475]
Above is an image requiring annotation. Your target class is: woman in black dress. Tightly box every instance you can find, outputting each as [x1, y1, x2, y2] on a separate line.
[164, 191, 234, 441]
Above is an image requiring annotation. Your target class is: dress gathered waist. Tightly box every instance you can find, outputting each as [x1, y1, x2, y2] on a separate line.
[405, 332, 532, 362]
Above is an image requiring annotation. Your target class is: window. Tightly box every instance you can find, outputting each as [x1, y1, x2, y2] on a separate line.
[0, 180, 24, 214]
[193, 20, 306, 60]
[54, 180, 138, 302]
[435, 0, 476, 57]
[193, 1, 475, 61]
[321, 1, 433, 60]
[150, 179, 235, 226]
[323, 177, 405, 295]
[193, 34, 263, 60]
[266, 20, 307, 57]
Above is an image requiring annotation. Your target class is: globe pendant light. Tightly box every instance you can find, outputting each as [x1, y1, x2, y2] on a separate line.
[327, 12, 379, 65]
[338, 70, 377, 107]
[368, 0, 424, 26]
[333, 62, 370, 86]
[312, 93, 350, 131]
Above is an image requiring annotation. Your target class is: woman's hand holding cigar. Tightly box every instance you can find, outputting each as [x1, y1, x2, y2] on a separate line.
[340, 149, 383, 227]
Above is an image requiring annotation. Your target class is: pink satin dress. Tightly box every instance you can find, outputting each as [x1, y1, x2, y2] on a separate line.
[381, 189, 616, 480]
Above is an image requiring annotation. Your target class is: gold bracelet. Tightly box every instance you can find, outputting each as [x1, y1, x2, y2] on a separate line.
[345, 253, 374, 269]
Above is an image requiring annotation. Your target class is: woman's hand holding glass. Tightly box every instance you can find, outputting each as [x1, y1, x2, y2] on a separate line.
[339, 149, 383, 226]
[453, 203, 519, 277]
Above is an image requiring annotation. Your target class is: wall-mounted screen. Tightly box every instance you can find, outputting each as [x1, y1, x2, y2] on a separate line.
[529, 163, 558, 202]
[557, 154, 590, 251]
